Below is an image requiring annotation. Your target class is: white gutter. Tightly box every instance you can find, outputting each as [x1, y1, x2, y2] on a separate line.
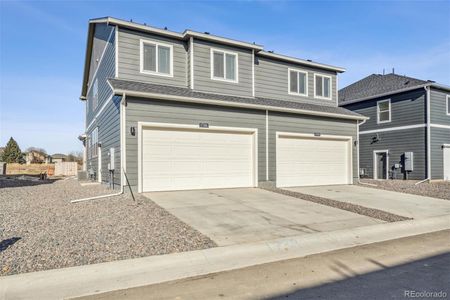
[71, 93, 127, 203]
[356, 118, 370, 185]
[113, 89, 368, 121]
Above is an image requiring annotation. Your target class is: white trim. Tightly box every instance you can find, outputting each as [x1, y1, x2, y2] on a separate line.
[97, 145, 102, 183]
[426, 87, 431, 179]
[442, 144, 450, 148]
[265, 110, 269, 181]
[189, 37, 194, 89]
[446, 95, 450, 116]
[377, 99, 391, 124]
[184, 30, 263, 51]
[275, 132, 353, 186]
[210, 48, 239, 83]
[86, 94, 114, 131]
[373, 150, 389, 180]
[86, 27, 115, 96]
[336, 75, 339, 107]
[115, 25, 118, 78]
[431, 123, 450, 129]
[139, 39, 174, 77]
[359, 124, 425, 135]
[252, 50, 255, 97]
[137, 122, 258, 193]
[313, 73, 333, 100]
[287, 68, 308, 97]
[112, 88, 367, 121]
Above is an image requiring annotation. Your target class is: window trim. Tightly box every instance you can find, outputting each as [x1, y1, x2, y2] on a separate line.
[446, 95, 450, 116]
[91, 127, 99, 158]
[288, 68, 308, 97]
[313, 73, 333, 100]
[139, 39, 174, 77]
[210, 48, 239, 83]
[92, 79, 99, 110]
[377, 99, 391, 124]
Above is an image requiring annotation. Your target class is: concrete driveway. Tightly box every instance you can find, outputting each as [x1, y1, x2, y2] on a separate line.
[144, 188, 383, 246]
[287, 185, 450, 219]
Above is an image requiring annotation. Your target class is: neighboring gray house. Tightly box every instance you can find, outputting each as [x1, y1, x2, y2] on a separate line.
[340, 73, 450, 181]
[79, 16, 366, 192]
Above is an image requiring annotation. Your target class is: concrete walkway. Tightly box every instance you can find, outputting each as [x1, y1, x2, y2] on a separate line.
[144, 188, 383, 246]
[1, 215, 450, 300]
[287, 185, 450, 219]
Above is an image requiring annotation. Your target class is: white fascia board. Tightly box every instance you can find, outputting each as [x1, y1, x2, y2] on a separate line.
[112, 88, 367, 121]
[258, 51, 346, 73]
[184, 30, 263, 50]
[340, 84, 431, 106]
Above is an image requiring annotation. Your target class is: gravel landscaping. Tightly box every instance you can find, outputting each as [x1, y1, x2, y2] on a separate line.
[360, 179, 450, 200]
[0, 177, 216, 276]
[263, 187, 411, 223]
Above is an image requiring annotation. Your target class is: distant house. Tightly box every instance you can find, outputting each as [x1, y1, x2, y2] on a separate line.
[51, 153, 67, 163]
[340, 73, 450, 181]
[25, 150, 51, 164]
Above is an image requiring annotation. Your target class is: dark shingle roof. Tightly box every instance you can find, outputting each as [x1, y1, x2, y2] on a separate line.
[109, 79, 364, 119]
[339, 73, 431, 104]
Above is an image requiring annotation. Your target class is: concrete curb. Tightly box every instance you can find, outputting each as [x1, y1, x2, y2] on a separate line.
[1, 214, 450, 300]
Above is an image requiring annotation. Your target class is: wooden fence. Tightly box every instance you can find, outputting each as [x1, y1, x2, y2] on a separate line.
[6, 163, 55, 176]
[54, 162, 78, 176]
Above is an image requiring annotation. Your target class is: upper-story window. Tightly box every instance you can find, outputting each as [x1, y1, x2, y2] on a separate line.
[446, 95, 450, 116]
[210, 48, 238, 83]
[288, 69, 308, 96]
[377, 99, 391, 123]
[140, 39, 173, 77]
[314, 74, 332, 100]
[92, 79, 99, 110]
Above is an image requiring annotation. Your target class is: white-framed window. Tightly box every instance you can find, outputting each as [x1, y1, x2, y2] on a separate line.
[314, 74, 332, 100]
[446, 95, 450, 116]
[377, 99, 391, 124]
[140, 39, 173, 77]
[91, 127, 99, 158]
[92, 79, 98, 110]
[288, 68, 308, 96]
[210, 48, 238, 83]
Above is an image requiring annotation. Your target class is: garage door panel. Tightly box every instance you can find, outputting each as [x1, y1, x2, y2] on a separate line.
[142, 127, 255, 192]
[277, 135, 350, 187]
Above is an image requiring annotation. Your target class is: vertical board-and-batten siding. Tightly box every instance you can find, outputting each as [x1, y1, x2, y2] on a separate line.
[267, 112, 358, 183]
[117, 28, 188, 88]
[86, 24, 121, 186]
[192, 39, 253, 97]
[255, 56, 337, 106]
[125, 98, 267, 189]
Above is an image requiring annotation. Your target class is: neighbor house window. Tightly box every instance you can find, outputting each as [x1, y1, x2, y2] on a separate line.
[377, 99, 391, 123]
[140, 40, 173, 76]
[314, 74, 332, 99]
[211, 48, 238, 82]
[288, 69, 308, 96]
[447, 95, 450, 116]
[92, 79, 98, 110]
[91, 127, 99, 158]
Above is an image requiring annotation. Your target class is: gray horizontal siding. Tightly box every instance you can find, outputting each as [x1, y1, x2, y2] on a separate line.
[358, 127, 427, 180]
[430, 88, 450, 126]
[86, 25, 116, 125]
[268, 112, 358, 184]
[255, 56, 337, 106]
[118, 28, 188, 87]
[343, 88, 426, 132]
[89, 23, 113, 86]
[431, 127, 450, 179]
[193, 39, 253, 97]
[87, 95, 122, 187]
[125, 98, 266, 189]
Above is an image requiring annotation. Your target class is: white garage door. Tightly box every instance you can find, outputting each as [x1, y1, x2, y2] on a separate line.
[141, 127, 255, 192]
[444, 146, 450, 181]
[276, 134, 351, 187]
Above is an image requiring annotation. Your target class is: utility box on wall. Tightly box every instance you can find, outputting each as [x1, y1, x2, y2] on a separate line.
[108, 148, 115, 171]
[404, 152, 414, 171]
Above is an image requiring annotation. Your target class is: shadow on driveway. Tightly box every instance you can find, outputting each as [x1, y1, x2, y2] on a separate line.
[0, 237, 21, 253]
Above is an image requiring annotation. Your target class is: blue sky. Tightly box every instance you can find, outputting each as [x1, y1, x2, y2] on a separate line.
[1, 0, 449, 154]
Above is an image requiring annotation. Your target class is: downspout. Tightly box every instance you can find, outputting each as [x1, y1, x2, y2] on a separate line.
[71, 93, 126, 203]
[356, 119, 377, 186]
[416, 86, 431, 185]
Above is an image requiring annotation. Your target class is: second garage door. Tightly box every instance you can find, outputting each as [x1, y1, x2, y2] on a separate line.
[276, 134, 352, 187]
[141, 126, 256, 192]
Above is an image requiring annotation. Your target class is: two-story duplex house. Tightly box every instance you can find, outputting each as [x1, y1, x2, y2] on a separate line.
[79, 17, 366, 193]
[340, 73, 450, 181]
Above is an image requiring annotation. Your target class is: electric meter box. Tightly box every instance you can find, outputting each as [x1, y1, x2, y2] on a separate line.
[404, 152, 414, 171]
[109, 148, 115, 171]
